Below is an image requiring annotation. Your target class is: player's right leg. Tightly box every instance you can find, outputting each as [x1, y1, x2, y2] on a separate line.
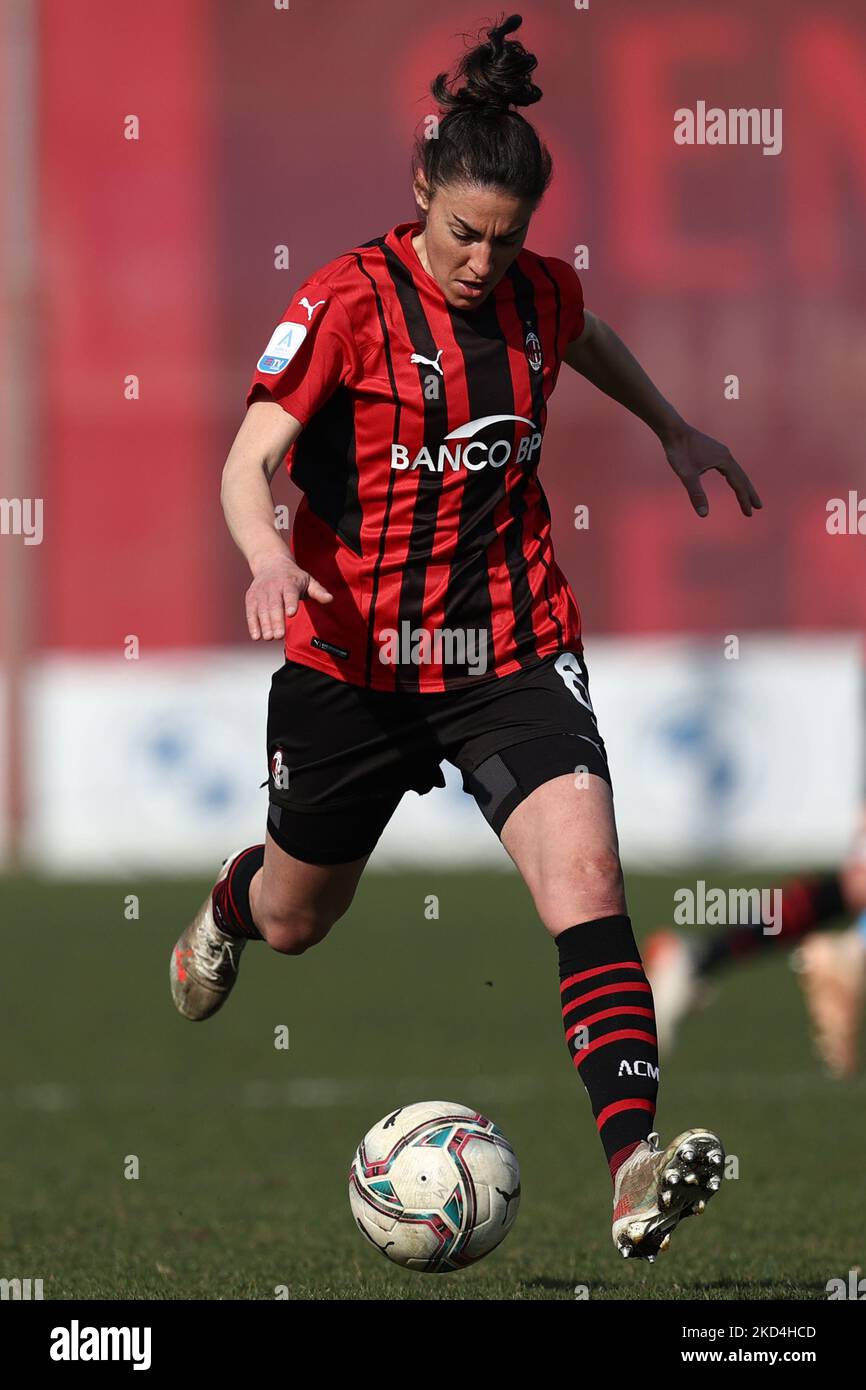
[170, 839, 370, 1022]
[170, 657, 437, 1021]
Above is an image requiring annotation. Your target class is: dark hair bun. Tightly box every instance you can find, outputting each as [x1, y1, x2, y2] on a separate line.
[431, 13, 542, 115]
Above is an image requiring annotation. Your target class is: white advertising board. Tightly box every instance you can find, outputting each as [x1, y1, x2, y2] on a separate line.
[23, 638, 863, 873]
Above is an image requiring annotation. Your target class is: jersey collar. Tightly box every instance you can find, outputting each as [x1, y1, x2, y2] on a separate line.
[385, 221, 445, 303]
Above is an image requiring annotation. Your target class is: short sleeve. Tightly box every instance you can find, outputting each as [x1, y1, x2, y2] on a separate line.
[245, 281, 359, 423]
[547, 257, 585, 346]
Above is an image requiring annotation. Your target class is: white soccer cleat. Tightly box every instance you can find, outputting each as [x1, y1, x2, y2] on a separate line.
[170, 852, 249, 1021]
[793, 928, 866, 1079]
[612, 1128, 725, 1262]
[643, 929, 705, 1054]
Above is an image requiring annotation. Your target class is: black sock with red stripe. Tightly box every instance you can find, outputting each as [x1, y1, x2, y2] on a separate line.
[212, 846, 265, 941]
[557, 914, 658, 1182]
[693, 871, 845, 977]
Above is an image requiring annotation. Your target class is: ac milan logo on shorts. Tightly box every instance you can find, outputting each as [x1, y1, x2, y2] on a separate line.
[270, 747, 290, 791]
[524, 329, 543, 373]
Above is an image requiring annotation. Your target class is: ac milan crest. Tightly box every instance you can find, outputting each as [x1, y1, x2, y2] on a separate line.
[524, 328, 543, 373]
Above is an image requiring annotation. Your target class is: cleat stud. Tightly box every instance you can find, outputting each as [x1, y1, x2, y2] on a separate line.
[685, 1172, 699, 1185]
[694, 1199, 706, 1214]
[664, 1169, 681, 1185]
[708, 1175, 721, 1191]
[620, 1242, 634, 1258]
[661, 1189, 673, 1208]
[709, 1150, 723, 1165]
[680, 1147, 695, 1162]
[660, 1233, 671, 1251]
[646, 1254, 656, 1264]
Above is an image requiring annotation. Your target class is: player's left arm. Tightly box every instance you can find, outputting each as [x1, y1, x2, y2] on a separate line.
[564, 312, 762, 518]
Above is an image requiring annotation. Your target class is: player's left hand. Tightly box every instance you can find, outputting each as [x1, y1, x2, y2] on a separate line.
[662, 425, 762, 518]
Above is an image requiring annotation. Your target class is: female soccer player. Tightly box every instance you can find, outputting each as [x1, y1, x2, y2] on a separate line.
[646, 808, 866, 1075]
[170, 14, 761, 1261]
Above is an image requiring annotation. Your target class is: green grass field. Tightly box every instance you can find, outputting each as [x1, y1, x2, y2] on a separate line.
[1, 867, 862, 1301]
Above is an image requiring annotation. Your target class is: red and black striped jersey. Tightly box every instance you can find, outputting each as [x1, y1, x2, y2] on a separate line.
[245, 220, 584, 692]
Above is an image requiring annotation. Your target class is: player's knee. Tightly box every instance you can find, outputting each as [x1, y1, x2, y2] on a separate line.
[581, 846, 624, 891]
[533, 846, 625, 924]
[259, 905, 334, 955]
[552, 845, 623, 894]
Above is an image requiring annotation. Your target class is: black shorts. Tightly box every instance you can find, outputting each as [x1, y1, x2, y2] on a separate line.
[265, 650, 611, 865]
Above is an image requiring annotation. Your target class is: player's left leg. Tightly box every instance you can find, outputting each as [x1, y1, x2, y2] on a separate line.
[498, 770, 725, 1260]
[438, 649, 726, 1258]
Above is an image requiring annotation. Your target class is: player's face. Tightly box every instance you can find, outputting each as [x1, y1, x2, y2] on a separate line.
[412, 178, 534, 311]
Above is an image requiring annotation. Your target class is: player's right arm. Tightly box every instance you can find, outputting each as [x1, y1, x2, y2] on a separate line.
[220, 391, 333, 642]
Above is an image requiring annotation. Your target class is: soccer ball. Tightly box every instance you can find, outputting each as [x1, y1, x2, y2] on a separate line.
[348, 1100, 521, 1273]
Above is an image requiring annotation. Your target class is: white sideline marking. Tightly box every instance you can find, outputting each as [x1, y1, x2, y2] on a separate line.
[5, 1072, 864, 1113]
[2, 1076, 542, 1111]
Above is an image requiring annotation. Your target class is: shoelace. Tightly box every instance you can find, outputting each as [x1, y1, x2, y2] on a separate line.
[193, 928, 241, 986]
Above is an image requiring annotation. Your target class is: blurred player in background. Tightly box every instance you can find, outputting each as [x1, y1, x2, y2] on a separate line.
[169, 14, 761, 1260]
[646, 809, 866, 1076]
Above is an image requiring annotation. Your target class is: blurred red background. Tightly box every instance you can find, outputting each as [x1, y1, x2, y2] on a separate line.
[21, 0, 866, 652]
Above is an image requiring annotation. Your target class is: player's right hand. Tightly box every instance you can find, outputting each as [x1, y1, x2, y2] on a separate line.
[245, 554, 333, 640]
